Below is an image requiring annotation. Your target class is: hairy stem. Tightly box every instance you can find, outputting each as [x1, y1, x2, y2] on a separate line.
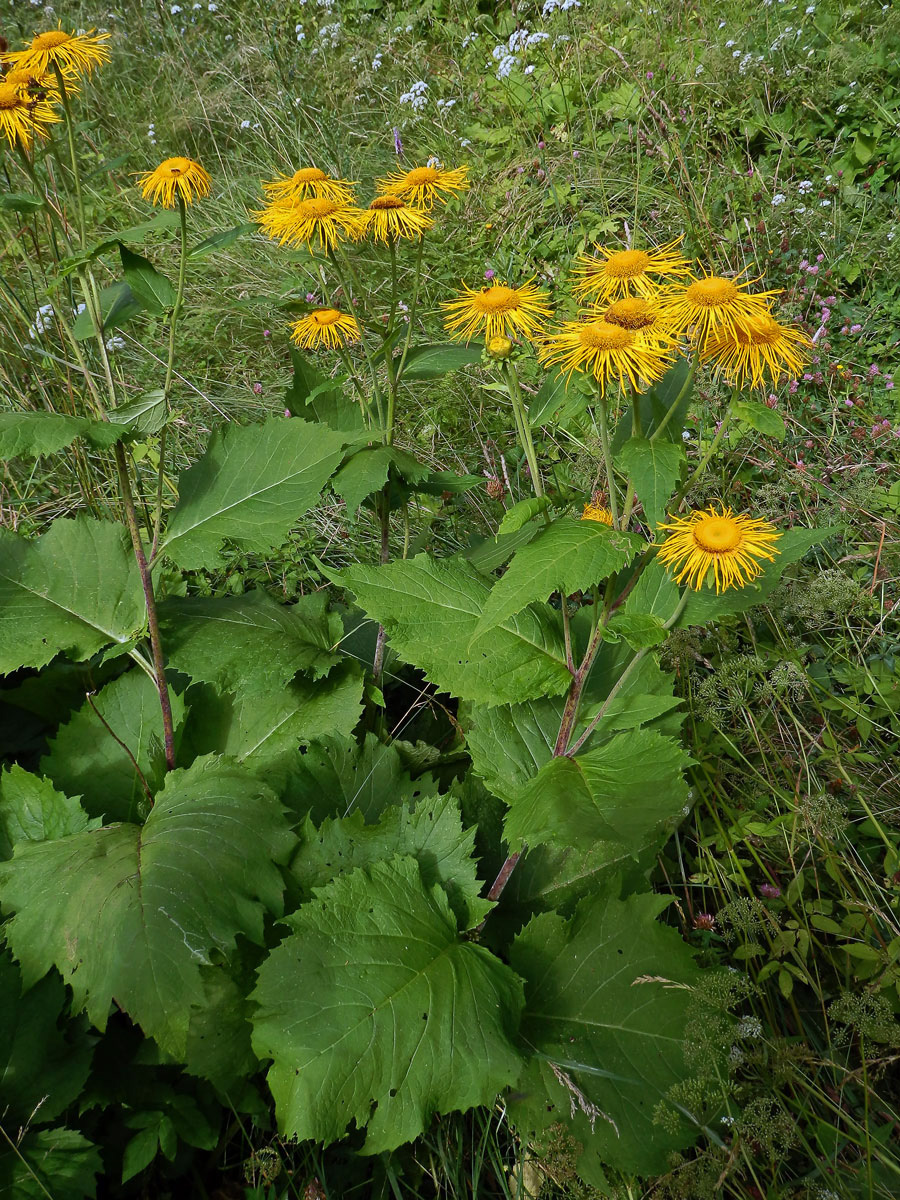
[114, 443, 176, 771]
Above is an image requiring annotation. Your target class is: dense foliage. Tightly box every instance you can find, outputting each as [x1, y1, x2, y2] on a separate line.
[0, 1, 897, 1199]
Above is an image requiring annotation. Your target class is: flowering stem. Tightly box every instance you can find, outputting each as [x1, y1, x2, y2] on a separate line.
[113, 443, 176, 773]
[650, 350, 698, 444]
[395, 233, 425, 382]
[595, 393, 620, 527]
[329, 247, 385, 428]
[52, 65, 87, 246]
[673, 392, 735, 511]
[151, 196, 188, 558]
[504, 361, 544, 500]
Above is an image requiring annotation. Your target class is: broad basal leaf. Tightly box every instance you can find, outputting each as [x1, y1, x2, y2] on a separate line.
[472, 519, 642, 641]
[160, 589, 342, 693]
[0, 412, 122, 460]
[617, 437, 684, 528]
[503, 728, 690, 853]
[161, 417, 347, 569]
[0, 765, 99, 859]
[291, 794, 492, 929]
[252, 856, 524, 1152]
[183, 664, 364, 783]
[336, 554, 571, 706]
[508, 891, 703, 1177]
[0, 756, 295, 1057]
[41, 669, 187, 824]
[0, 518, 146, 674]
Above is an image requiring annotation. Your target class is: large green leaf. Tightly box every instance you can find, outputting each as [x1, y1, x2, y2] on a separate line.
[0, 952, 93, 1125]
[399, 342, 482, 380]
[508, 892, 704, 1177]
[291, 794, 492, 929]
[0, 518, 146, 675]
[160, 417, 347, 569]
[160, 589, 342, 693]
[41, 669, 187, 824]
[0, 1127, 101, 1200]
[472, 520, 642, 641]
[252, 856, 524, 1152]
[732, 398, 786, 442]
[336, 554, 571, 706]
[617, 437, 684, 528]
[0, 765, 99, 860]
[280, 733, 430, 827]
[0, 952, 94, 1128]
[0, 412, 122, 459]
[503, 728, 690, 853]
[0, 756, 295, 1056]
[183, 665, 364, 783]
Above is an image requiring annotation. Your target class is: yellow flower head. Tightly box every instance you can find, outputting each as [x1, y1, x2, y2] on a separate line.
[362, 195, 433, 243]
[443, 279, 552, 343]
[537, 317, 672, 394]
[702, 314, 811, 389]
[598, 294, 685, 344]
[582, 502, 614, 526]
[378, 164, 469, 210]
[0, 80, 59, 148]
[573, 237, 692, 304]
[289, 307, 360, 350]
[665, 271, 780, 353]
[262, 166, 355, 204]
[3, 26, 111, 79]
[4, 66, 63, 101]
[137, 156, 211, 208]
[255, 195, 365, 253]
[656, 504, 781, 593]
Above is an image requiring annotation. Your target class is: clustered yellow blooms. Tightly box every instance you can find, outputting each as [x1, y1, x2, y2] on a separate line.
[252, 161, 470, 349]
[252, 162, 466, 259]
[443, 236, 811, 395]
[0, 25, 109, 147]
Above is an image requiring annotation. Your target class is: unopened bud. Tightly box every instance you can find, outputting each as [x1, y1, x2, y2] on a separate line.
[487, 334, 513, 359]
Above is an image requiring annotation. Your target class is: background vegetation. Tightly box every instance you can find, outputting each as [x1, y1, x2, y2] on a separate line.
[1, 0, 898, 1198]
